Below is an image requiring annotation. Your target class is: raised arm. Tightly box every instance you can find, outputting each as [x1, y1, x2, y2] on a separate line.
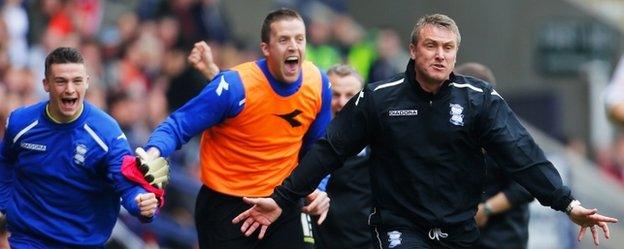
[188, 41, 220, 81]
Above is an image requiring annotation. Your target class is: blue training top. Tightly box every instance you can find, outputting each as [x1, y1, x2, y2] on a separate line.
[0, 101, 147, 248]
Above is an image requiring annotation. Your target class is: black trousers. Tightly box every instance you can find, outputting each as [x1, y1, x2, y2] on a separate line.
[195, 185, 307, 249]
[371, 224, 479, 249]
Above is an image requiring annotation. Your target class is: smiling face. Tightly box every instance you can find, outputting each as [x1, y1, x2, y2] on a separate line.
[330, 74, 361, 116]
[261, 18, 306, 83]
[43, 63, 88, 122]
[410, 24, 458, 87]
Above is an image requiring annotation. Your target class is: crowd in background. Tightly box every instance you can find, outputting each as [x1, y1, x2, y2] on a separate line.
[1, 0, 622, 248]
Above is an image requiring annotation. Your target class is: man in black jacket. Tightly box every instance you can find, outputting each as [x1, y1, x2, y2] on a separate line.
[455, 62, 534, 249]
[312, 64, 373, 249]
[233, 14, 618, 249]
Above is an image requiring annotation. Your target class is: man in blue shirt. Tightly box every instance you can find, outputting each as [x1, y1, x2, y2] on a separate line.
[0, 47, 160, 248]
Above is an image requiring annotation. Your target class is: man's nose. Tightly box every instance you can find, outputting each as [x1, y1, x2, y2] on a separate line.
[434, 47, 444, 59]
[65, 82, 76, 93]
[339, 97, 349, 108]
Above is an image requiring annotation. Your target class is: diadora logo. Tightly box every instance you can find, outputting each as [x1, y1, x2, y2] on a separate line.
[449, 103, 464, 126]
[20, 142, 46, 152]
[387, 231, 402, 248]
[215, 75, 229, 96]
[74, 144, 87, 166]
[389, 109, 418, 116]
[275, 109, 303, 127]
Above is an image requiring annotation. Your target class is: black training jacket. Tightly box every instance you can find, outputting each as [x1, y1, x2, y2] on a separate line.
[273, 59, 573, 230]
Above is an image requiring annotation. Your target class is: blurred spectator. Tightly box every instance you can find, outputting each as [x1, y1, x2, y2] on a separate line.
[333, 14, 377, 80]
[157, 15, 182, 50]
[111, 39, 150, 92]
[161, 48, 206, 112]
[305, 6, 340, 70]
[153, 0, 202, 49]
[100, 11, 140, 61]
[73, 0, 103, 39]
[46, 0, 74, 36]
[3, 67, 38, 106]
[605, 55, 624, 127]
[108, 89, 151, 149]
[600, 133, 624, 184]
[194, 0, 231, 45]
[2, 0, 29, 69]
[135, 20, 165, 79]
[368, 27, 409, 83]
[0, 19, 10, 77]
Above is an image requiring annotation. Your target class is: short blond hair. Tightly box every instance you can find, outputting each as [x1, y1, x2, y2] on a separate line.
[410, 14, 461, 46]
[327, 64, 364, 87]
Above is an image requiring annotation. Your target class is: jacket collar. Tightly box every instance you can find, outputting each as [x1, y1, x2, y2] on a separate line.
[404, 59, 456, 100]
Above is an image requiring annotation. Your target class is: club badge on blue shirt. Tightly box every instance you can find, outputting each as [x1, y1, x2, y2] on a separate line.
[74, 144, 87, 166]
[449, 103, 464, 126]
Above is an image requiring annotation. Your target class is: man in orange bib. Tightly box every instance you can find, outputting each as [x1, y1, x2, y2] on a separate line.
[139, 8, 331, 249]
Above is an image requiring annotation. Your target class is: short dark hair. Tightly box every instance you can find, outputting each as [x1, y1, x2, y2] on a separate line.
[44, 47, 84, 77]
[261, 8, 303, 43]
[410, 14, 461, 46]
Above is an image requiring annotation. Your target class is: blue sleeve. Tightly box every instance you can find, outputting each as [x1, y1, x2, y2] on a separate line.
[105, 131, 147, 218]
[0, 115, 16, 213]
[300, 72, 332, 156]
[0, 141, 15, 213]
[316, 175, 330, 191]
[146, 71, 245, 157]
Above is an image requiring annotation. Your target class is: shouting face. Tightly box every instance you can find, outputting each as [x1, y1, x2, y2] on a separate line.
[43, 63, 89, 122]
[261, 18, 306, 83]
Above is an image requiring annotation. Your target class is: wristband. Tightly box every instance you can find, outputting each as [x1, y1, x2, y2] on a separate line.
[483, 202, 494, 216]
[565, 200, 581, 215]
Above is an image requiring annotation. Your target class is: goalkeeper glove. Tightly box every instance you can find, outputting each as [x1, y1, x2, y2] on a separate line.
[135, 147, 170, 189]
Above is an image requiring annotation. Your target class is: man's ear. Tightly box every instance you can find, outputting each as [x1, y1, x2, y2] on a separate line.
[42, 78, 50, 92]
[409, 43, 417, 60]
[260, 42, 270, 58]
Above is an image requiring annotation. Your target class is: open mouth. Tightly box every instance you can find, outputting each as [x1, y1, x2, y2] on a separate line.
[432, 64, 445, 70]
[284, 56, 300, 73]
[61, 97, 78, 110]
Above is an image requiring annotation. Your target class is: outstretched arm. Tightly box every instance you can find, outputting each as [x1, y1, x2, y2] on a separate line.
[479, 88, 617, 245]
[232, 88, 375, 238]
